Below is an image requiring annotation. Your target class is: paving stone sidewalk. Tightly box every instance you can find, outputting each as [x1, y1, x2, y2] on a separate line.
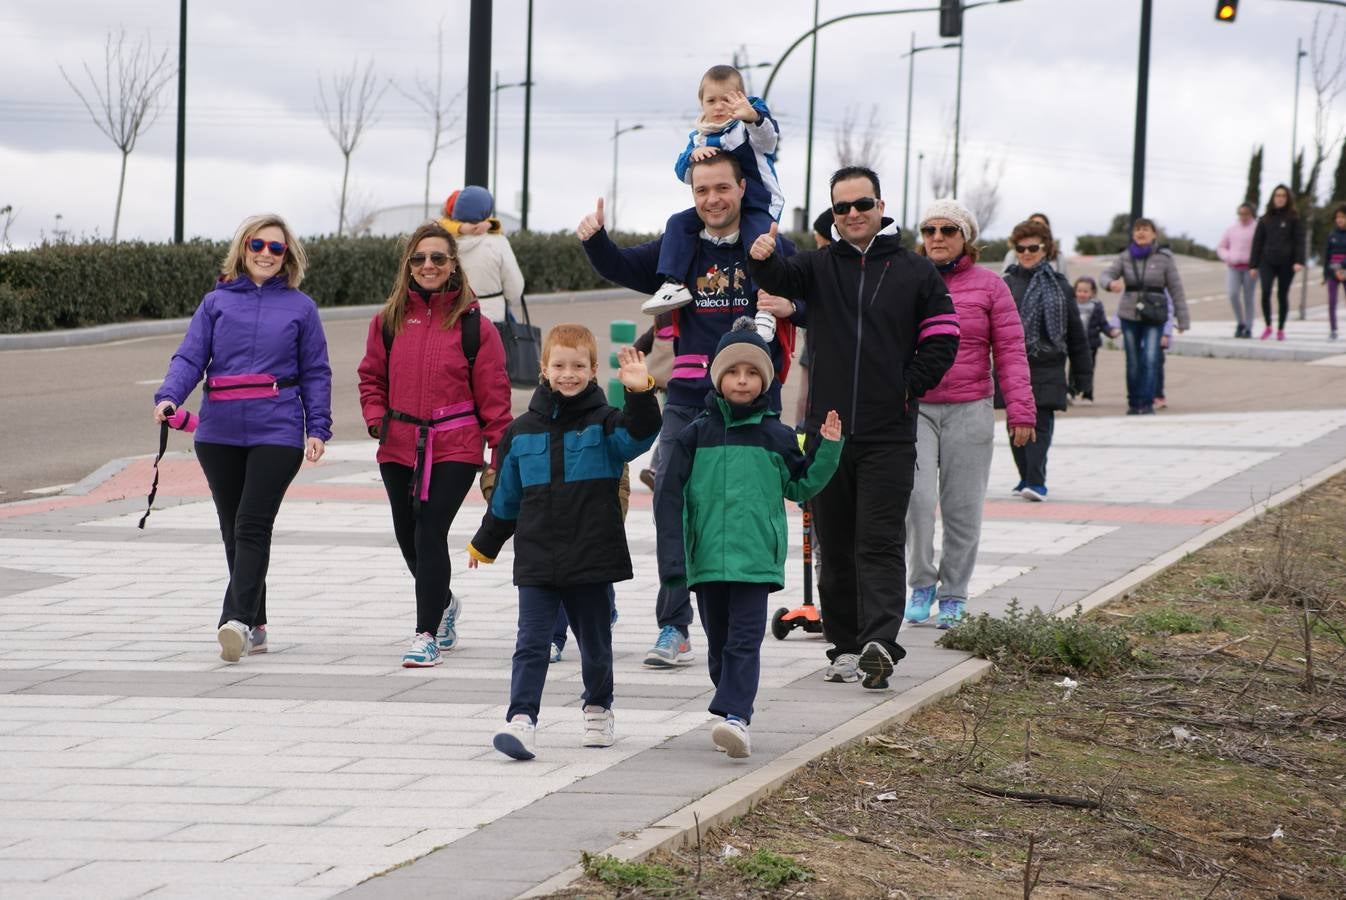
[2, 408, 1345, 899]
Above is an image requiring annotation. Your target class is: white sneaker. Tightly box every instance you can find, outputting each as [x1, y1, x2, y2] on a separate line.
[217, 620, 251, 663]
[582, 705, 616, 748]
[712, 718, 751, 758]
[823, 652, 860, 683]
[493, 715, 537, 760]
[642, 281, 693, 315]
[549, 642, 563, 663]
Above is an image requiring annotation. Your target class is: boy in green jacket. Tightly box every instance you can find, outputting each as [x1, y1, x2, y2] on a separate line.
[655, 317, 843, 758]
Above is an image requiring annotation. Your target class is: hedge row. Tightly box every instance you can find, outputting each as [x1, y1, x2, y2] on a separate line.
[0, 230, 659, 334]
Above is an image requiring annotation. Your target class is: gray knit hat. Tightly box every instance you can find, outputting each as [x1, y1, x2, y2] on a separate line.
[710, 316, 774, 392]
[919, 198, 979, 243]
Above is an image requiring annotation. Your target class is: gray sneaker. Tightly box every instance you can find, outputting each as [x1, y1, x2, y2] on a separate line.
[823, 652, 860, 683]
[217, 620, 251, 663]
[437, 592, 461, 651]
[248, 626, 268, 654]
[643, 625, 694, 668]
[858, 641, 895, 690]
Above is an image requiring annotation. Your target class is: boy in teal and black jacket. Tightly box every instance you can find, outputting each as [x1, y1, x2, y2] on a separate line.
[655, 317, 842, 758]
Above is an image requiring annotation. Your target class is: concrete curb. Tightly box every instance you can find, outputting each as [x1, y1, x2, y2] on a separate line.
[0, 288, 638, 351]
[520, 451, 1346, 899]
[1167, 338, 1343, 363]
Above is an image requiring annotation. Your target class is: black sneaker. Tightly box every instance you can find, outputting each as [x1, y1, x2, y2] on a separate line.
[858, 641, 901, 690]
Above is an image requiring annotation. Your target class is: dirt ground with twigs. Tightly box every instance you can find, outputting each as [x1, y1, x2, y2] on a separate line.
[551, 474, 1346, 899]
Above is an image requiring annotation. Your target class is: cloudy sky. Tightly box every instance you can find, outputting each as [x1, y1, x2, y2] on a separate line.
[0, 0, 1336, 252]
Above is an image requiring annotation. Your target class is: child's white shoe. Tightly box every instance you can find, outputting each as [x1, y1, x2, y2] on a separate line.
[711, 717, 751, 758]
[642, 281, 693, 315]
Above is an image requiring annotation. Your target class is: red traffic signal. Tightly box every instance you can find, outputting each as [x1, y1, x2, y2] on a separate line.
[1215, 0, 1238, 22]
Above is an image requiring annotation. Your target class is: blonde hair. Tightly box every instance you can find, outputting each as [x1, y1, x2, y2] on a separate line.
[221, 214, 307, 288]
[379, 222, 474, 335]
[541, 324, 599, 371]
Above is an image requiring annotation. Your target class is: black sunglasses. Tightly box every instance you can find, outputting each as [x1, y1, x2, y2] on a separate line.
[831, 197, 878, 216]
[409, 252, 452, 267]
[1015, 243, 1046, 254]
[920, 224, 962, 238]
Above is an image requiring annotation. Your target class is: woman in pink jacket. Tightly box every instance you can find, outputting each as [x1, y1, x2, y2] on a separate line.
[358, 222, 514, 668]
[1217, 203, 1258, 338]
[904, 200, 1036, 629]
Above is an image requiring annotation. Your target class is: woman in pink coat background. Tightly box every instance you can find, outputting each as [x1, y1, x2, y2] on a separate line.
[904, 199, 1036, 629]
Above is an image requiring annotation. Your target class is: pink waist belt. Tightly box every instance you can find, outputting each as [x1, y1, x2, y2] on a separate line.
[384, 402, 479, 507]
[670, 353, 709, 381]
[204, 374, 299, 400]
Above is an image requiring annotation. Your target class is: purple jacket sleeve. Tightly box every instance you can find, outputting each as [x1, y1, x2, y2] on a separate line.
[297, 302, 333, 441]
[155, 294, 215, 406]
[987, 277, 1036, 427]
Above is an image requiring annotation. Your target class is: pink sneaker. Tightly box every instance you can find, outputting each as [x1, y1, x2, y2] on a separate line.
[1260, 326, 1273, 340]
[1276, 330, 1286, 341]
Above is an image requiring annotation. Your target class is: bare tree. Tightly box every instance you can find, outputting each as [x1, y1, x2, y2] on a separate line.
[928, 146, 953, 203]
[59, 30, 174, 242]
[0, 205, 16, 249]
[962, 155, 1007, 237]
[317, 60, 389, 237]
[342, 183, 380, 238]
[1305, 12, 1346, 204]
[833, 104, 885, 170]
[393, 23, 465, 219]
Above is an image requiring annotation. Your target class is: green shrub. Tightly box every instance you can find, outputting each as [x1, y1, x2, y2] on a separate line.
[1131, 606, 1206, 635]
[579, 852, 679, 889]
[937, 600, 1136, 676]
[0, 229, 667, 334]
[728, 849, 812, 888]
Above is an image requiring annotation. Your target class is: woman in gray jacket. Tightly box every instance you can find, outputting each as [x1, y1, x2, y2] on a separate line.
[1099, 218, 1189, 415]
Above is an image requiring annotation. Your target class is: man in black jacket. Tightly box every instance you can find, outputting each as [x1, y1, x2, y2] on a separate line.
[748, 166, 959, 690]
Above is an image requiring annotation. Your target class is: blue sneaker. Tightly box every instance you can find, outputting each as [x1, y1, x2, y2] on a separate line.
[1011, 481, 1025, 495]
[437, 592, 461, 651]
[905, 585, 936, 623]
[643, 625, 694, 668]
[1020, 485, 1047, 502]
[937, 598, 966, 630]
[402, 633, 442, 668]
[549, 642, 564, 663]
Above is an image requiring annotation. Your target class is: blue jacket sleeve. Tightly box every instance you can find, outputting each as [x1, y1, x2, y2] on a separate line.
[653, 423, 695, 585]
[155, 294, 215, 406]
[744, 97, 779, 155]
[470, 431, 521, 561]
[297, 301, 334, 441]
[674, 130, 700, 184]
[581, 229, 666, 295]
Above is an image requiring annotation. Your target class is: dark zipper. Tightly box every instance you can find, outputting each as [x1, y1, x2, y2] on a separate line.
[850, 255, 865, 429]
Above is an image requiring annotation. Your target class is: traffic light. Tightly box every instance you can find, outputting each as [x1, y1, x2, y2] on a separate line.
[1215, 0, 1238, 22]
[939, 0, 963, 38]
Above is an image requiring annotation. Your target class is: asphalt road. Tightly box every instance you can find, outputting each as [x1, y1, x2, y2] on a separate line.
[2, 255, 1341, 502]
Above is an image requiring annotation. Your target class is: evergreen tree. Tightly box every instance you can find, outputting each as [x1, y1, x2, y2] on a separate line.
[1331, 137, 1346, 203]
[1244, 145, 1263, 209]
[1291, 150, 1305, 199]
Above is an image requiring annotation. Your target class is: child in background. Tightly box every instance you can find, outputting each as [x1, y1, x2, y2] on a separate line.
[642, 64, 784, 342]
[1322, 203, 1346, 341]
[655, 317, 842, 759]
[469, 326, 660, 761]
[1074, 276, 1118, 374]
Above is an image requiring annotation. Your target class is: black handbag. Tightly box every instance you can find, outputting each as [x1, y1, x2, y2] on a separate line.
[498, 294, 542, 386]
[1126, 255, 1169, 325]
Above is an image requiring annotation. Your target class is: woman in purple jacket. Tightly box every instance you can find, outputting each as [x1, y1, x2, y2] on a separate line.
[153, 214, 333, 663]
[904, 200, 1036, 628]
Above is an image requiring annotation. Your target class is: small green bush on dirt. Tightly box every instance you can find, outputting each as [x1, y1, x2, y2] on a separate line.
[937, 600, 1136, 676]
[728, 849, 812, 888]
[1131, 606, 1207, 635]
[579, 852, 679, 890]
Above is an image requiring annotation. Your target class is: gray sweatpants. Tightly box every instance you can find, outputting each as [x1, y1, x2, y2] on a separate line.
[905, 398, 995, 601]
[1227, 266, 1256, 328]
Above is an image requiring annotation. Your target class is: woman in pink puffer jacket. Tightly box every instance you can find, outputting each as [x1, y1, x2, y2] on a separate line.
[904, 199, 1037, 629]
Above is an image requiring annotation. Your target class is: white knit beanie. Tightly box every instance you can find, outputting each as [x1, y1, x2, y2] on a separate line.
[919, 198, 979, 244]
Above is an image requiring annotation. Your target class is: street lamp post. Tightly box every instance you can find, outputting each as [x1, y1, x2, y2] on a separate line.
[611, 120, 644, 234]
[902, 33, 959, 229]
[491, 71, 529, 207]
[1293, 37, 1310, 319]
[915, 151, 925, 223]
[521, 0, 534, 230]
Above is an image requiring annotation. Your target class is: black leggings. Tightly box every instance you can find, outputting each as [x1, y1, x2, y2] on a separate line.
[380, 461, 477, 635]
[195, 442, 304, 629]
[1259, 262, 1296, 330]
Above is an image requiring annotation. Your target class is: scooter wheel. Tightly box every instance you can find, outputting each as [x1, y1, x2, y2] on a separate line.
[770, 607, 791, 640]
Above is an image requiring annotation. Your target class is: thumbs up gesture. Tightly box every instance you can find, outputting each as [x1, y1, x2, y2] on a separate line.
[749, 222, 778, 261]
[576, 197, 606, 241]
